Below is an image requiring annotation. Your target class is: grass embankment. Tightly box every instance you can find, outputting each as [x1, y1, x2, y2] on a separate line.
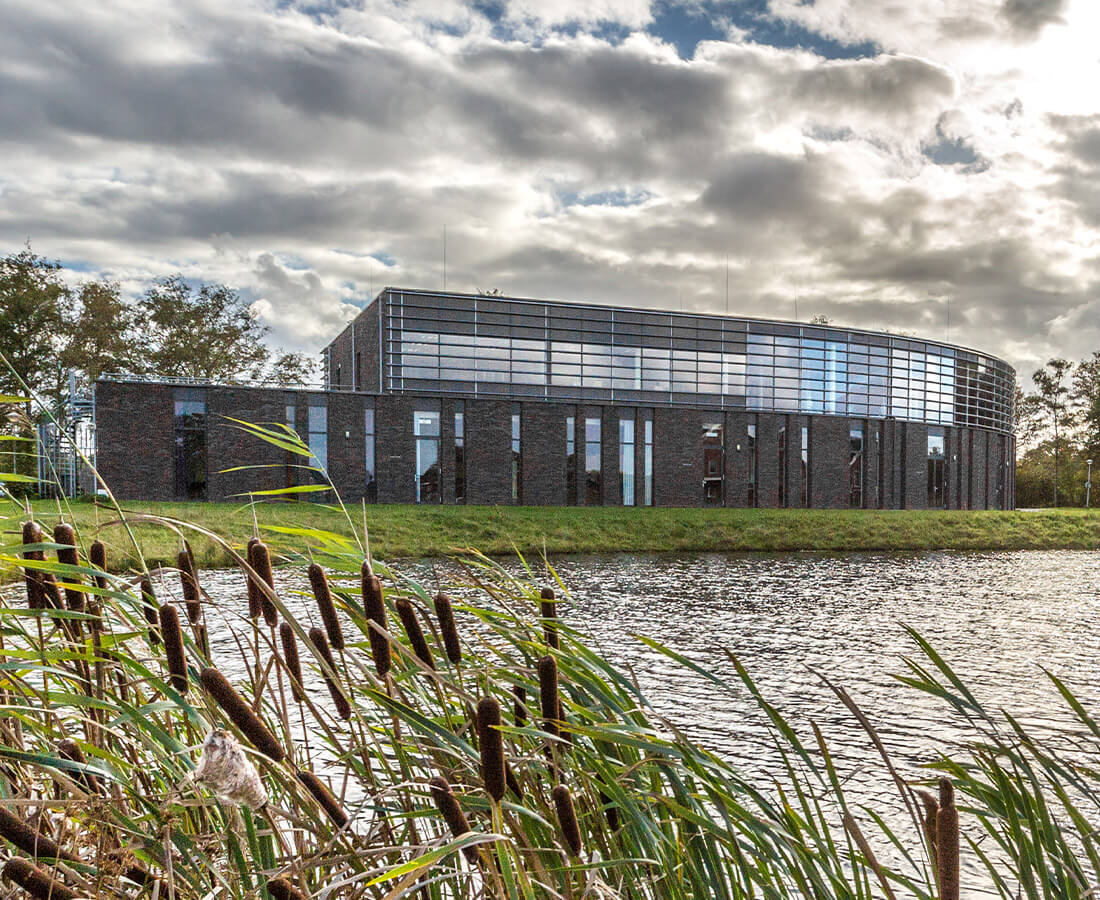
[7, 499, 1100, 570]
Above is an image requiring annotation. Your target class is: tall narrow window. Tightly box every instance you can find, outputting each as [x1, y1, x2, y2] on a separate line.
[174, 398, 207, 500]
[454, 402, 466, 505]
[355, 351, 362, 391]
[365, 403, 377, 503]
[848, 422, 864, 508]
[565, 415, 576, 505]
[643, 418, 653, 506]
[585, 415, 602, 505]
[777, 425, 787, 507]
[619, 417, 635, 506]
[334, 365, 342, 388]
[928, 428, 946, 509]
[703, 423, 723, 505]
[800, 425, 809, 508]
[308, 405, 328, 472]
[415, 410, 441, 503]
[285, 402, 296, 490]
[747, 419, 757, 507]
[511, 406, 522, 504]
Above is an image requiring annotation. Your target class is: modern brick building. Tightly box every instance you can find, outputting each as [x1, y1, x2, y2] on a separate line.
[96, 288, 1016, 509]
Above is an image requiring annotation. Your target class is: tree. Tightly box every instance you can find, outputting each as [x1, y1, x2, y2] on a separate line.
[266, 351, 317, 387]
[0, 246, 69, 405]
[59, 281, 145, 389]
[1032, 357, 1076, 507]
[138, 276, 270, 383]
[1072, 351, 1100, 463]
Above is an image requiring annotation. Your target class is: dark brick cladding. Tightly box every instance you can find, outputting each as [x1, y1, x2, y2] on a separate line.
[94, 380, 1016, 509]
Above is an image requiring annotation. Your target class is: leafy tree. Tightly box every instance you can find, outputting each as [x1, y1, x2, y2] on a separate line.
[0, 246, 69, 405]
[266, 351, 317, 387]
[1031, 357, 1077, 507]
[1072, 351, 1100, 463]
[138, 276, 270, 383]
[60, 281, 145, 389]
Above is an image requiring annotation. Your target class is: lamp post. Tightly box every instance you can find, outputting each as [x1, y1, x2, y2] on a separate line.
[1088, 459, 1094, 509]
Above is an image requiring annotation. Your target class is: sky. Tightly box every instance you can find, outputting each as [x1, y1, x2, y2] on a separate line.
[1, 0, 1099, 381]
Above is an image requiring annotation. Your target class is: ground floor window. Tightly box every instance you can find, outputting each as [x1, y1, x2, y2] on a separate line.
[777, 425, 787, 507]
[703, 422, 723, 505]
[365, 403, 377, 503]
[512, 406, 522, 504]
[800, 425, 809, 508]
[285, 401, 296, 490]
[415, 410, 441, 503]
[747, 418, 756, 507]
[174, 399, 206, 500]
[928, 428, 946, 508]
[585, 415, 602, 505]
[619, 417, 635, 506]
[308, 405, 328, 472]
[643, 418, 653, 506]
[455, 403, 466, 504]
[849, 422, 864, 508]
[566, 415, 576, 504]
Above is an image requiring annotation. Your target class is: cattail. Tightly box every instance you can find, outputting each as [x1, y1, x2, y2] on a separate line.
[245, 538, 262, 619]
[297, 770, 349, 828]
[88, 539, 108, 590]
[552, 784, 583, 857]
[159, 603, 188, 694]
[177, 550, 202, 625]
[513, 684, 526, 727]
[2, 857, 78, 900]
[39, 572, 63, 611]
[916, 788, 938, 882]
[200, 667, 285, 762]
[58, 738, 100, 794]
[249, 540, 279, 627]
[434, 592, 462, 664]
[599, 791, 620, 832]
[936, 778, 959, 900]
[140, 576, 160, 645]
[308, 627, 351, 720]
[307, 563, 343, 650]
[53, 523, 84, 613]
[266, 877, 309, 900]
[21, 520, 44, 609]
[505, 763, 522, 799]
[539, 655, 559, 739]
[540, 586, 559, 650]
[396, 598, 435, 669]
[361, 562, 391, 677]
[428, 776, 477, 861]
[279, 622, 305, 703]
[558, 697, 572, 747]
[476, 697, 506, 803]
[0, 806, 77, 862]
[193, 729, 268, 809]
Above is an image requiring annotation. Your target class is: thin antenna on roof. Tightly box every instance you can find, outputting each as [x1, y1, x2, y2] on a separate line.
[725, 255, 729, 317]
[947, 296, 951, 344]
[443, 226, 447, 291]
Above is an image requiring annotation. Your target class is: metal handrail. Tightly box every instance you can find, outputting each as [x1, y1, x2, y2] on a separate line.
[97, 372, 359, 392]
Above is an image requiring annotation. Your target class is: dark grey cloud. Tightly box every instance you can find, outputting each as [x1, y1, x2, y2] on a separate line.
[1001, 0, 1068, 37]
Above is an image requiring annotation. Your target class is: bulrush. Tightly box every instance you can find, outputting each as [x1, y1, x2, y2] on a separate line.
[200, 668, 286, 762]
[2, 857, 78, 900]
[159, 604, 188, 693]
[267, 877, 309, 900]
[505, 763, 523, 800]
[245, 538, 263, 620]
[308, 563, 343, 650]
[599, 791, 620, 832]
[936, 778, 959, 900]
[434, 592, 462, 664]
[39, 573, 63, 611]
[140, 576, 160, 645]
[193, 728, 268, 809]
[428, 776, 477, 862]
[58, 738, 100, 794]
[552, 784, 583, 857]
[540, 586, 560, 650]
[88, 539, 108, 590]
[177, 550, 202, 625]
[297, 770, 349, 828]
[249, 540, 279, 627]
[279, 622, 305, 703]
[53, 523, 84, 613]
[538, 655, 559, 739]
[0, 806, 77, 862]
[916, 788, 938, 882]
[361, 562, 391, 677]
[396, 598, 435, 669]
[476, 697, 506, 803]
[513, 684, 526, 727]
[308, 628, 351, 720]
[21, 520, 44, 609]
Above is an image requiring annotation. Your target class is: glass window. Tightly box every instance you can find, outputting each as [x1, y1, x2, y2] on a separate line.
[620, 417, 635, 506]
[365, 404, 376, 503]
[585, 416, 602, 505]
[849, 422, 864, 509]
[928, 428, 946, 509]
[308, 405, 328, 472]
[415, 410, 441, 504]
[285, 402, 296, 489]
[800, 425, 809, 508]
[454, 403, 466, 505]
[565, 415, 576, 505]
[512, 407, 522, 504]
[643, 418, 653, 506]
[703, 422, 723, 505]
[778, 424, 786, 507]
[747, 419, 757, 508]
[174, 399, 206, 500]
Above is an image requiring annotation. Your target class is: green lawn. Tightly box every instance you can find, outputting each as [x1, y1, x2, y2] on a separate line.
[6, 498, 1100, 571]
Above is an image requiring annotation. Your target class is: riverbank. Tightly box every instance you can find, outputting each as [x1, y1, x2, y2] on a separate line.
[7, 499, 1100, 570]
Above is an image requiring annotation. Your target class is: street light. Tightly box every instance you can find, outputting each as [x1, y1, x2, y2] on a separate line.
[1088, 459, 1094, 509]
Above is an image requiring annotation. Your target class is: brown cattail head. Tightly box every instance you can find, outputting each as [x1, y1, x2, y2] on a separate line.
[52, 524, 85, 614]
[361, 562, 391, 677]
[308, 563, 344, 650]
[513, 684, 526, 728]
[58, 738, 101, 794]
[249, 540, 278, 627]
[0, 807, 77, 862]
[21, 520, 44, 609]
[540, 586, 560, 650]
[88, 539, 108, 590]
[158, 603, 188, 694]
[266, 877, 309, 900]
[279, 622, 305, 703]
[2, 857, 78, 900]
[434, 592, 462, 664]
[916, 788, 938, 876]
[395, 598, 435, 670]
[297, 770, 349, 828]
[428, 776, 477, 861]
[177, 550, 202, 625]
[39, 572, 63, 611]
[936, 777, 959, 900]
[308, 627, 351, 720]
[552, 784, 583, 857]
[599, 790, 621, 832]
[539, 655, 559, 739]
[140, 576, 160, 645]
[476, 697, 506, 803]
[200, 667, 285, 762]
[505, 763, 522, 800]
[245, 538, 262, 619]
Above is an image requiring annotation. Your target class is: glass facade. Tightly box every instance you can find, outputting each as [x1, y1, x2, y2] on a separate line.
[800, 425, 809, 508]
[777, 424, 787, 507]
[747, 419, 757, 507]
[285, 402, 296, 490]
[849, 423, 864, 508]
[365, 402, 376, 503]
[585, 415, 602, 505]
[414, 410, 441, 504]
[382, 290, 1013, 433]
[511, 406, 521, 504]
[703, 423, 723, 504]
[454, 403, 466, 505]
[643, 418, 653, 506]
[928, 428, 946, 509]
[619, 417, 635, 506]
[174, 398, 206, 500]
[308, 404, 328, 472]
[565, 415, 576, 505]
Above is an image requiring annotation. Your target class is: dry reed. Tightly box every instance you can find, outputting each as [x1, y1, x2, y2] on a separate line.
[58, 737, 101, 794]
[0, 806, 77, 862]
